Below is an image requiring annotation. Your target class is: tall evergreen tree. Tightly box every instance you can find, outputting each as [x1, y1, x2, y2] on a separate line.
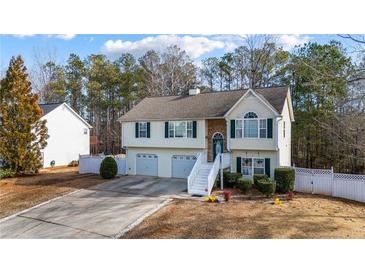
[0, 56, 49, 174]
[287, 41, 354, 170]
[65, 54, 85, 115]
[40, 61, 66, 103]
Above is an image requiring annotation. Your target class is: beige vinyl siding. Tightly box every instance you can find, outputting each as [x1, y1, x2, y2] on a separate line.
[278, 97, 292, 166]
[230, 150, 278, 178]
[126, 147, 204, 177]
[226, 93, 278, 151]
[122, 120, 206, 149]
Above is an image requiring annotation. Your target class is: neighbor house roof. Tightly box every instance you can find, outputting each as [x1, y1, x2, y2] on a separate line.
[119, 86, 289, 122]
[39, 103, 63, 116]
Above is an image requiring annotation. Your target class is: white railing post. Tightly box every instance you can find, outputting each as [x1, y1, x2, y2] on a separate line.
[331, 166, 334, 195]
[220, 154, 223, 190]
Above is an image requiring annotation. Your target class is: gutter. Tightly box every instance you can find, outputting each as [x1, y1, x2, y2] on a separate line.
[118, 116, 227, 123]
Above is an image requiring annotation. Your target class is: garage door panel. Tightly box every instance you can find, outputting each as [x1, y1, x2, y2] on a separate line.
[172, 155, 197, 179]
[136, 154, 158, 176]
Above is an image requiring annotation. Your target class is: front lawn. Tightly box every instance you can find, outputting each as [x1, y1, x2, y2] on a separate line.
[122, 193, 365, 239]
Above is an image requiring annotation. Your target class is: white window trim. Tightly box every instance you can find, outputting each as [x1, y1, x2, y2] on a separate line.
[235, 116, 267, 139]
[259, 119, 267, 138]
[169, 121, 193, 138]
[241, 157, 266, 176]
[138, 122, 148, 138]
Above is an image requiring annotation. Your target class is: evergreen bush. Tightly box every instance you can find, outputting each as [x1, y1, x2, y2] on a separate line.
[99, 156, 118, 179]
[275, 167, 295, 193]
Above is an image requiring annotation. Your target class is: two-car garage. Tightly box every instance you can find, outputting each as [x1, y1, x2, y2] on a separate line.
[135, 152, 197, 178]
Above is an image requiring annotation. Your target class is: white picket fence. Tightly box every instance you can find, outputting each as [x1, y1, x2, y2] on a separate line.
[79, 155, 127, 175]
[294, 167, 365, 203]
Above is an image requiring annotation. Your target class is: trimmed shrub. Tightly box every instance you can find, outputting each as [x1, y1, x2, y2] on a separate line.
[256, 178, 276, 197]
[237, 178, 252, 194]
[253, 174, 268, 186]
[275, 167, 295, 193]
[0, 168, 15, 180]
[223, 170, 230, 183]
[225, 172, 242, 187]
[99, 156, 118, 179]
[68, 160, 79, 167]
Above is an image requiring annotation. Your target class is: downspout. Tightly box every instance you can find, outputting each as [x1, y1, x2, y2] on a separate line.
[226, 119, 231, 152]
[276, 116, 283, 167]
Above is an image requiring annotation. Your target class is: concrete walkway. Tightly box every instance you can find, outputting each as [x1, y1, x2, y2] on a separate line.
[0, 176, 187, 239]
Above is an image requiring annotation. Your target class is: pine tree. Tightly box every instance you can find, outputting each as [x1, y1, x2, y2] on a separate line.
[0, 56, 49, 174]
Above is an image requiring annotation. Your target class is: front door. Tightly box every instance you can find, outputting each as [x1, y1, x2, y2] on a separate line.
[212, 133, 224, 160]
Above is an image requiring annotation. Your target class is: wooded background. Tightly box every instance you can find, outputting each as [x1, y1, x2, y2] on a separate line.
[14, 35, 365, 174]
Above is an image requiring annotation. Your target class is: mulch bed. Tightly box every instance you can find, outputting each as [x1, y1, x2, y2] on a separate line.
[211, 186, 292, 202]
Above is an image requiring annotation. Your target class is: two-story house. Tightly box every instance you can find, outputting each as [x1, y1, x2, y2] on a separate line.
[119, 86, 294, 195]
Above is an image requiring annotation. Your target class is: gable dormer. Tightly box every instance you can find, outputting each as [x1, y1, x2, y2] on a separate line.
[225, 89, 282, 151]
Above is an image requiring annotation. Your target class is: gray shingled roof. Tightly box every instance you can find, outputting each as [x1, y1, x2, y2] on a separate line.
[119, 86, 289, 122]
[39, 103, 63, 116]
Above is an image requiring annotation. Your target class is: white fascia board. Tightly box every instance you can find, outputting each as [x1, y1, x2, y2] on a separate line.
[224, 88, 281, 118]
[62, 103, 93, 128]
[285, 87, 295, 122]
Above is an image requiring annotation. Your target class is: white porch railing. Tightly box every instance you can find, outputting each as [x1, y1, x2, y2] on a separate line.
[207, 153, 221, 195]
[187, 152, 206, 193]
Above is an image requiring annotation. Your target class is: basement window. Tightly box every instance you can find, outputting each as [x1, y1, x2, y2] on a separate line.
[241, 157, 265, 176]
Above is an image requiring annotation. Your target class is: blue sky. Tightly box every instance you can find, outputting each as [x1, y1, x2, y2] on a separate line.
[0, 34, 358, 72]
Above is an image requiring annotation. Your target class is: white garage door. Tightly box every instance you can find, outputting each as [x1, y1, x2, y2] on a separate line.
[172, 155, 197, 179]
[136, 154, 158, 176]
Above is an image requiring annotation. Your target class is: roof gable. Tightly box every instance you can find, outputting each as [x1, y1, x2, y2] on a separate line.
[39, 103, 63, 116]
[224, 88, 281, 118]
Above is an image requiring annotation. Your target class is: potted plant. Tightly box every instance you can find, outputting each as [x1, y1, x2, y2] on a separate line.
[223, 190, 232, 201]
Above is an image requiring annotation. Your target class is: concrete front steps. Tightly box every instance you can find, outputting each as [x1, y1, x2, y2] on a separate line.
[188, 163, 213, 196]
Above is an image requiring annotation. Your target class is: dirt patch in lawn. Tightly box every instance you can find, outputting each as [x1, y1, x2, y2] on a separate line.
[122, 194, 365, 239]
[0, 166, 109, 218]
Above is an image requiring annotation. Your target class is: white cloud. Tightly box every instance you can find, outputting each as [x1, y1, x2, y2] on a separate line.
[53, 34, 76, 40]
[278, 34, 311, 50]
[102, 35, 234, 59]
[11, 34, 35, 38]
[45, 34, 76, 40]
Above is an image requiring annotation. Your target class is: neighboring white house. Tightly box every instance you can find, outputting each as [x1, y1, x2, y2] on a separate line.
[119, 86, 294, 195]
[39, 103, 92, 168]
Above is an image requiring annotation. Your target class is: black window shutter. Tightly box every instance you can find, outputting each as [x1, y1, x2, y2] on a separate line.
[147, 122, 150, 138]
[192, 121, 197, 138]
[236, 157, 241, 173]
[267, 118, 273, 138]
[265, 158, 271, 177]
[230, 120, 235, 138]
[135, 122, 139, 138]
[165, 122, 169, 138]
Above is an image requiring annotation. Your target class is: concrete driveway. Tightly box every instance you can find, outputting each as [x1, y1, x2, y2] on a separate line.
[0, 176, 187, 239]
